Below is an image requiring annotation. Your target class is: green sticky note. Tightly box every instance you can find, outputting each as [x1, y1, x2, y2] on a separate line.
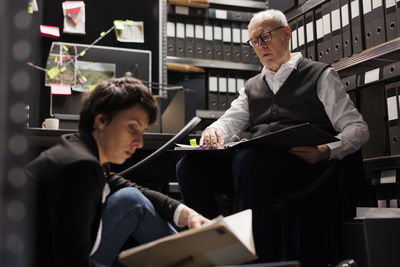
[79, 51, 86, 57]
[60, 66, 67, 72]
[89, 84, 96, 91]
[114, 20, 124, 30]
[189, 139, 198, 146]
[81, 76, 87, 82]
[28, 5, 33, 14]
[125, 20, 134, 25]
[63, 45, 69, 51]
[47, 67, 61, 79]
[54, 56, 58, 63]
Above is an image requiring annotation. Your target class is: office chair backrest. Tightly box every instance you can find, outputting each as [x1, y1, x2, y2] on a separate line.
[118, 116, 201, 177]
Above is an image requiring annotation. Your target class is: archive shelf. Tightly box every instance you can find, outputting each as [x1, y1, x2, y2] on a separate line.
[166, 56, 263, 71]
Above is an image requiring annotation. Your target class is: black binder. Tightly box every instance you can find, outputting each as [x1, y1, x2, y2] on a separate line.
[341, 0, 353, 57]
[315, 6, 325, 62]
[189, 7, 207, 18]
[208, 75, 218, 110]
[371, 0, 387, 46]
[289, 19, 298, 52]
[362, 0, 375, 49]
[184, 22, 195, 58]
[194, 23, 204, 59]
[218, 76, 229, 111]
[350, 0, 364, 54]
[167, 4, 175, 15]
[229, 10, 249, 22]
[305, 10, 316, 61]
[383, 60, 400, 80]
[384, 0, 398, 41]
[250, 49, 260, 64]
[297, 14, 307, 58]
[267, 0, 298, 13]
[385, 81, 400, 155]
[397, 0, 400, 37]
[213, 21, 223, 60]
[241, 23, 251, 63]
[322, 2, 333, 64]
[227, 77, 237, 108]
[175, 19, 185, 57]
[341, 74, 357, 91]
[204, 21, 214, 59]
[232, 22, 242, 62]
[359, 83, 389, 158]
[357, 67, 382, 87]
[167, 20, 176, 57]
[222, 22, 232, 61]
[208, 8, 216, 19]
[342, 74, 358, 107]
[331, 0, 344, 62]
[174, 5, 189, 16]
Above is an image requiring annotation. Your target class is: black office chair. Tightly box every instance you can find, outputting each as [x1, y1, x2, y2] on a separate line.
[271, 150, 368, 266]
[117, 116, 202, 188]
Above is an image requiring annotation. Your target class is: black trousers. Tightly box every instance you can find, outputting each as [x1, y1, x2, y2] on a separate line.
[176, 146, 328, 263]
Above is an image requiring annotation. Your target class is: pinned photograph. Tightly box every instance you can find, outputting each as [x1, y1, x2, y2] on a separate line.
[45, 43, 77, 86]
[73, 61, 115, 92]
[114, 20, 144, 43]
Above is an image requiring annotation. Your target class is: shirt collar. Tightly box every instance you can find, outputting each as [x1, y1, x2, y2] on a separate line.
[261, 52, 303, 77]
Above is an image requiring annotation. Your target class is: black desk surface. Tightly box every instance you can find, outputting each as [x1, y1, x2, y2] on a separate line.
[25, 127, 201, 150]
[27, 128, 400, 171]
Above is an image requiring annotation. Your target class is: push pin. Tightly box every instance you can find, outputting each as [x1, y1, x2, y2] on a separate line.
[66, 13, 77, 26]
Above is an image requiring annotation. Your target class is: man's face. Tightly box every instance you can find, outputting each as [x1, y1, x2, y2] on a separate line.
[248, 20, 291, 72]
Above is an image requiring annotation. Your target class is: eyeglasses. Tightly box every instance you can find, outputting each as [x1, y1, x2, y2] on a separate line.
[246, 26, 284, 47]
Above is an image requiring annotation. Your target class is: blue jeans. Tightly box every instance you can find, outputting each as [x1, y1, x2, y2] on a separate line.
[91, 187, 177, 266]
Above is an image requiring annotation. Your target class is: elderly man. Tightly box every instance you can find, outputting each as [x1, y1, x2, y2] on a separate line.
[176, 9, 369, 264]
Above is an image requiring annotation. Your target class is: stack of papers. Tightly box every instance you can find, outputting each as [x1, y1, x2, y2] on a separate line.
[356, 207, 400, 219]
[174, 123, 339, 152]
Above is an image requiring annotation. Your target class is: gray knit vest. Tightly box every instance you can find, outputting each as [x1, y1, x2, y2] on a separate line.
[245, 58, 336, 138]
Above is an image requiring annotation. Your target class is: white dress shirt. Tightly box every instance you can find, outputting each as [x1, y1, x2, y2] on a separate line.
[209, 53, 369, 160]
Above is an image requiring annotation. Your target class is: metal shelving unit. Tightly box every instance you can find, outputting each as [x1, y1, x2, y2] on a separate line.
[285, 0, 329, 21]
[332, 37, 400, 77]
[167, 56, 263, 71]
[209, 0, 266, 9]
[363, 155, 400, 171]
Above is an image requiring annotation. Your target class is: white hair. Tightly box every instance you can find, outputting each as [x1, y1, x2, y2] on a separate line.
[248, 9, 288, 29]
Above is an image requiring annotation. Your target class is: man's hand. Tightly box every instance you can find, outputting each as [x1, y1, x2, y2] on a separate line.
[289, 144, 331, 164]
[199, 127, 224, 149]
[178, 207, 210, 229]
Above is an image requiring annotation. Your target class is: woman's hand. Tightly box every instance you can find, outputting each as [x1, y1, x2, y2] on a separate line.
[178, 207, 210, 229]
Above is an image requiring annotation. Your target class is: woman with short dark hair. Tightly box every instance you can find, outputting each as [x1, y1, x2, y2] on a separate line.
[26, 77, 208, 267]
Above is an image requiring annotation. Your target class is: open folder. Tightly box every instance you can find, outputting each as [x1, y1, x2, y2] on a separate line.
[175, 123, 339, 152]
[118, 209, 257, 267]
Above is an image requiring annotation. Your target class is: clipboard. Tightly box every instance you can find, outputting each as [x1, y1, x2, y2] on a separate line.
[174, 123, 339, 153]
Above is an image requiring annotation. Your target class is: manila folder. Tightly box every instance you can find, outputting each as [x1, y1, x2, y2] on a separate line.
[118, 209, 257, 267]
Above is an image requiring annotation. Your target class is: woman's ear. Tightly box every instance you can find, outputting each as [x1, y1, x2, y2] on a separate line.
[94, 114, 107, 130]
